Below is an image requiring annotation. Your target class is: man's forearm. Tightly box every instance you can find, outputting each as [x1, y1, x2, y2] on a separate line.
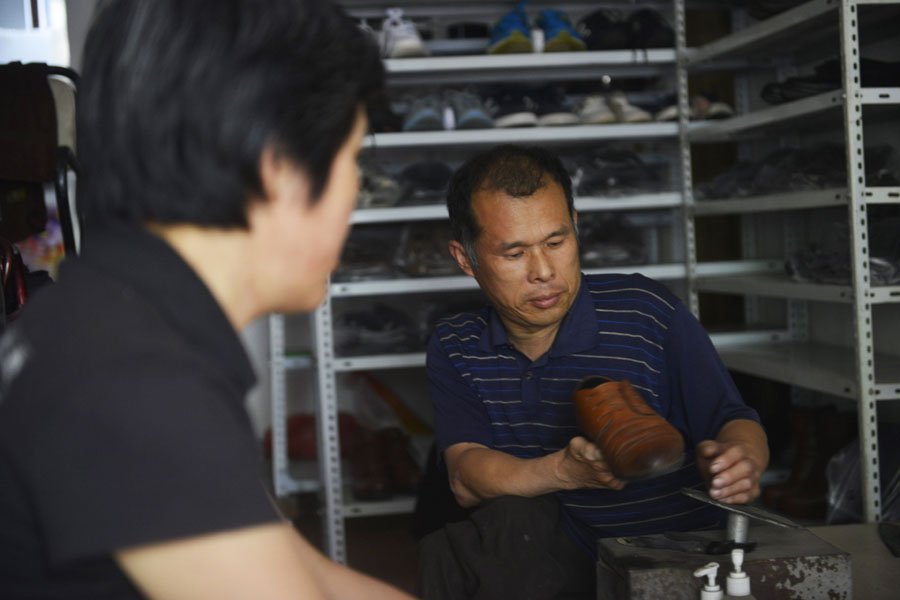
[446, 439, 624, 507]
[449, 445, 566, 506]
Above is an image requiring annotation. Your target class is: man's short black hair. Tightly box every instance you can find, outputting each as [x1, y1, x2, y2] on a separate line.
[77, 0, 383, 227]
[446, 145, 575, 269]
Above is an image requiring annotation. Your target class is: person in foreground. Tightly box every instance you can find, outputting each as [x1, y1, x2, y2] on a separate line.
[0, 1, 414, 598]
[417, 145, 769, 600]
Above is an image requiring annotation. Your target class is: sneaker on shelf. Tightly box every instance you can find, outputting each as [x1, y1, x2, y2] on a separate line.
[537, 9, 587, 52]
[606, 91, 652, 123]
[402, 95, 445, 132]
[578, 10, 630, 50]
[380, 8, 430, 58]
[445, 90, 494, 130]
[578, 94, 617, 125]
[487, 0, 533, 54]
[692, 95, 735, 120]
[626, 9, 675, 49]
[534, 86, 579, 126]
[487, 87, 538, 128]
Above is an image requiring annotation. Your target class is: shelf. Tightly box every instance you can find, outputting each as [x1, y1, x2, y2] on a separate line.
[332, 353, 426, 372]
[365, 123, 679, 149]
[696, 273, 853, 303]
[713, 341, 900, 401]
[331, 261, 785, 297]
[384, 49, 677, 84]
[332, 263, 692, 296]
[864, 187, 900, 205]
[685, 0, 839, 67]
[351, 192, 682, 224]
[693, 189, 847, 215]
[688, 90, 843, 142]
[697, 273, 900, 304]
[343, 493, 417, 518]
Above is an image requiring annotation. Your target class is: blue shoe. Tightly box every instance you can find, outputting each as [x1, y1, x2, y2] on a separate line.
[537, 9, 587, 52]
[402, 95, 444, 132]
[488, 0, 533, 54]
[445, 90, 494, 130]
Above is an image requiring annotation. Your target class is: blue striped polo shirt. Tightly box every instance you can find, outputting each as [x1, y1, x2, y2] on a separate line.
[427, 272, 760, 555]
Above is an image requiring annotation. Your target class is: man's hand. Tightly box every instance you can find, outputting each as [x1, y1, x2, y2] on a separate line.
[696, 420, 768, 504]
[555, 436, 626, 491]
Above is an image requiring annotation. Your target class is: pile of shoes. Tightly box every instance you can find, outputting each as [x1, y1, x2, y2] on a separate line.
[578, 212, 660, 268]
[351, 426, 423, 500]
[400, 90, 493, 132]
[654, 93, 734, 121]
[577, 8, 674, 50]
[786, 209, 900, 287]
[567, 147, 668, 197]
[695, 143, 900, 200]
[761, 58, 900, 105]
[333, 302, 421, 356]
[488, 0, 586, 54]
[761, 406, 857, 520]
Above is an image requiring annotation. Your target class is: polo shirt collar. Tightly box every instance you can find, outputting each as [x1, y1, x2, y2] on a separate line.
[76, 222, 256, 394]
[477, 273, 597, 356]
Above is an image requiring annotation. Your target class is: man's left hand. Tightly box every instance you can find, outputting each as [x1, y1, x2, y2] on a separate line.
[696, 420, 768, 504]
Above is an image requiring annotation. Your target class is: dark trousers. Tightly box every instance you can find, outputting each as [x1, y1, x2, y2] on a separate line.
[416, 495, 596, 600]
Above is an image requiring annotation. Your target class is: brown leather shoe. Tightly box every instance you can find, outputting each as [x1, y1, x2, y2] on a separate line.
[573, 377, 685, 480]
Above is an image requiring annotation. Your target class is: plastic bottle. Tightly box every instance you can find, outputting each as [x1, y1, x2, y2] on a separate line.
[724, 548, 756, 599]
[693, 561, 723, 600]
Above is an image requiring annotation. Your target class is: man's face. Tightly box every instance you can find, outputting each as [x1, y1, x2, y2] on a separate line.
[459, 179, 581, 338]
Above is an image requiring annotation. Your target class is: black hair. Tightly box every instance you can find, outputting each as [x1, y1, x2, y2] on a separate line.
[77, 0, 384, 227]
[446, 145, 575, 270]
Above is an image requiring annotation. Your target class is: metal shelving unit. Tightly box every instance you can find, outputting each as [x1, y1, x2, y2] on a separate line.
[677, 0, 900, 523]
[264, 0, 700, 563]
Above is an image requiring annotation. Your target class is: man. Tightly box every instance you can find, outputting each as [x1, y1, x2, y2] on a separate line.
[418, 145, 768, 599]
[0, 1, 414, 598]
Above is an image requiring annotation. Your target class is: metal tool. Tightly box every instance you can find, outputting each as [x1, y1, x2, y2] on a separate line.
[679, 487, 802, 530]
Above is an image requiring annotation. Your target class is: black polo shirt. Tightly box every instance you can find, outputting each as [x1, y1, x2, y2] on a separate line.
[0, 223, 281, 599]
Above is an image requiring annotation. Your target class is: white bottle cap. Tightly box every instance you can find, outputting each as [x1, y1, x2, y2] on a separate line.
[726, 548, 751, 597]
[693, 562, 723, 600]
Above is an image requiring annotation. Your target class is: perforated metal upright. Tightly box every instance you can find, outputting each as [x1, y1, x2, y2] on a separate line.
[840, 0, 884, 523]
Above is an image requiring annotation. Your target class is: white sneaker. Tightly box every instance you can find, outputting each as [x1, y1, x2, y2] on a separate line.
[578, 94, 616, 125]
[606, 91, 652, 123]
[380, 8, 430, 58]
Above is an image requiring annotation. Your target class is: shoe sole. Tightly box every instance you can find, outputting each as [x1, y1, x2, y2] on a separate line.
[537, 113, 579, 126]
[580, 112, 617, 125]
[494, 111, 538, 128]
[543, 30, 587, 53]
[403, 112, 444, 131]
[488, 30, 533, 54]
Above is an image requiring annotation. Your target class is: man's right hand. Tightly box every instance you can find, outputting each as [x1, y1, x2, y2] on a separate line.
[555, 436, 627, 491]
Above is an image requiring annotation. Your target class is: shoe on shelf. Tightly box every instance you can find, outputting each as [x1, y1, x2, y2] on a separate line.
[402, 95, 445, 132]
[577, 10, 631, 50]
[534, 86, 579, 126]
[578, 94, 617, 125]
[536, 9, 587, 52]
[445, 90, 494, 130]
[487, 87, 538, 128]
[573, 377, 685, 480]
[626, 9, 675, 49]
[692, 95, 734, 120]
[380, 8, 430, 58]
[487, 0, 533, 54]
[606, 91, 652, 123]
